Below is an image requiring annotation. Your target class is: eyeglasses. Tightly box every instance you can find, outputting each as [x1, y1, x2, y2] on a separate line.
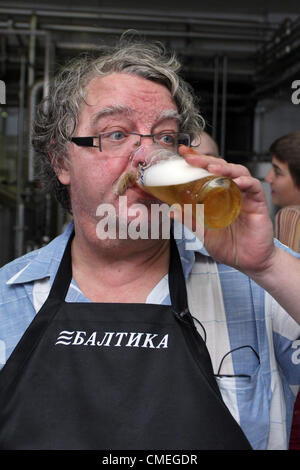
[190, 315, 260, 379]
[215, 345, 260, 378]
[70, 131, 191, 156]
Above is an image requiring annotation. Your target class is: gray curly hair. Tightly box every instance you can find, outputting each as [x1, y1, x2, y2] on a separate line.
[32, 35, 205, 213]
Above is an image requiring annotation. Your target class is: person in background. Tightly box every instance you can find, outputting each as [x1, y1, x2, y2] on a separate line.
[265, 131, 300, 211]
[265, 130, 300, 449]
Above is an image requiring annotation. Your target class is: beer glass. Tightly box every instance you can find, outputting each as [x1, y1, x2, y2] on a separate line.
[133, 147, 242, 229]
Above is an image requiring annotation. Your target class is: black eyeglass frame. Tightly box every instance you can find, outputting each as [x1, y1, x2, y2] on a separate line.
[214, 345, 260, 379]
[173, 310, 260, 380]
[70, 131, 193, 152]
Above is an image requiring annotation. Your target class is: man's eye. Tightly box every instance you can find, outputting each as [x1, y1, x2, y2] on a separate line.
[159, 134, 176, 145]
[111, 131, 127, 141]
[104, 131, 127, 141]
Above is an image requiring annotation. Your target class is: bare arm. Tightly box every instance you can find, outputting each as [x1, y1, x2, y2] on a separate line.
[247, 245, 300, 324]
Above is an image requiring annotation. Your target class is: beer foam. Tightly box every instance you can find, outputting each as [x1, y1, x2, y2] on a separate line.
[142, 157, 212, 187]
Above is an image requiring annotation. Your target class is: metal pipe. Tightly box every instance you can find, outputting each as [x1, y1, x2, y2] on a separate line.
[15, 54, 26, 258]
[220, 56, 228, 157]
[0, 18, 272, 35]
[0, 36, 7, 77]
[43, 32, 51, 101]
[41, 23, 264, 41]
[0, 19, 268, 42]
[253, 106, 265, 156]
[56, 40, 258, 56]
[27, 14, 37, 89]
[212, 56, 219, 141]
[0, 24, 264, 45]
[28, 80, 43, 182]
[42, 32, 53, 241]
[0, 28, 46, 36]
[0, 5, 277, 29]
[28, 29, 51, 182]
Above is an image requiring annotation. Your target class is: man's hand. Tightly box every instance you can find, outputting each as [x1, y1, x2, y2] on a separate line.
[178, 145, 276, 276]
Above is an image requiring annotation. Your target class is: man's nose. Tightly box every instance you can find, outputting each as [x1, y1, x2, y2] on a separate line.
[129, 146, 148, 169]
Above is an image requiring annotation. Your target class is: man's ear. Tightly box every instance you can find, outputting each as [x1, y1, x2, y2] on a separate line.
[50, 152, 71, 185]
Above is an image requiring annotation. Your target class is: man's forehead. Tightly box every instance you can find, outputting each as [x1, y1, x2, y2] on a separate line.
[90, 106, 181, 126]
[86, 72, 171, 97]
[85, 72, 175, 102]
[80, 73, 179, 127]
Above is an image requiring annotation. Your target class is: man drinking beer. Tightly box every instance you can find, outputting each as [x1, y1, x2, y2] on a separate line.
[0, 35, 299, 451]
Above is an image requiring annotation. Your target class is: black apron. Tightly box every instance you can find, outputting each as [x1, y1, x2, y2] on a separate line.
[0, 232, 251, 450]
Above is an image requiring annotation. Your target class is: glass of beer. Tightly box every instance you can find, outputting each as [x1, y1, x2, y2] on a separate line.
[133, 147, 242, 229]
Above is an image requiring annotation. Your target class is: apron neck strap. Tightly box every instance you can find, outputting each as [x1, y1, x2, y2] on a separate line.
[48, 230, 74, 300]
[168, 229, 189, 315]
[49, 228, 189, 314]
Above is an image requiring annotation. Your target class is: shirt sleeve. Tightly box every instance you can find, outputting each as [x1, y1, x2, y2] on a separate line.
[275, 206, 300, 254]
[272, 208, 300, 390]
[269, 292, 300, 390]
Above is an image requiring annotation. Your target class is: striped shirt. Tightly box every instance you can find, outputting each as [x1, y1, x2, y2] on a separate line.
[275, 206, 300, 252]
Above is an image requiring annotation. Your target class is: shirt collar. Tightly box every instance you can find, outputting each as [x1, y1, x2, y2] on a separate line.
[6, 221, 74, 285]
[7, 220, 208, 286]
[173, 221, 208, 280]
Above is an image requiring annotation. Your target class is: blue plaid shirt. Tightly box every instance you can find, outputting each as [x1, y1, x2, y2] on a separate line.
[0, 221, 299, 449]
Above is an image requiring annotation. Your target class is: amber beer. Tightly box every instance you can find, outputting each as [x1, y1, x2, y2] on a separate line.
[138, 157, 242, 229]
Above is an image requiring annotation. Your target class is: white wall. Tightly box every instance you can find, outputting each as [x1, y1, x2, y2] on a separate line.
[254, 95, 300, 155]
